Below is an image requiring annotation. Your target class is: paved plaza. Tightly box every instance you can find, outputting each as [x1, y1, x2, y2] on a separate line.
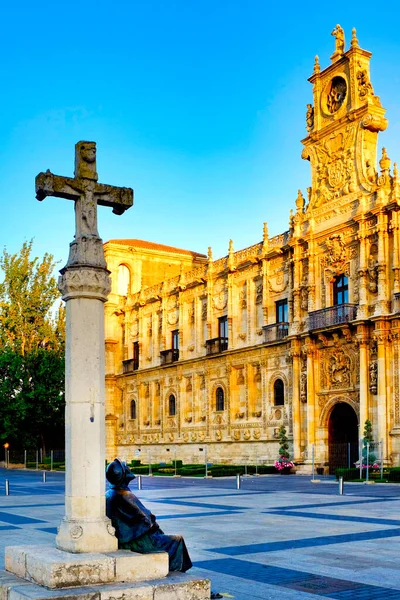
[0, 469, 400, 599]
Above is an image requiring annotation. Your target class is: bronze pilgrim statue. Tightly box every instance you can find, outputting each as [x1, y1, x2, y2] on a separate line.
[106, 458, 192, 572]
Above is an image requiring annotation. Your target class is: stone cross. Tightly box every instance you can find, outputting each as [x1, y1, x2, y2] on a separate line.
[36, 141, 133, 269]
[36, 142, 133, 553]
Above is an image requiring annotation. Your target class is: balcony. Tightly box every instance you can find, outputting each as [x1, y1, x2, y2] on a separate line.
[206, 337, 228, 355]
[309, 304, 357, 330]
[123, 358, 139, 374]
[160, 349, 179, 365]
[262, 323, 289, 343]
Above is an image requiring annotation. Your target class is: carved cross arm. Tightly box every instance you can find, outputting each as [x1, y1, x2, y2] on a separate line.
[94, 183, 134, 215]
[36, 171, 81, 202]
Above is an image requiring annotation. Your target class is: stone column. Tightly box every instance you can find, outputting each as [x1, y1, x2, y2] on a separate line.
[57, 266, 118, 553]
[291, 340, 301, 461]
[305, 338, 316, 456]
[374, 324, 389, 460]
[357, 326, 369, 428]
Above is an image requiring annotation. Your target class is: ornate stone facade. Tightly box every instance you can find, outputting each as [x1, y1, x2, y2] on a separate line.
[104, 28, 400, 468]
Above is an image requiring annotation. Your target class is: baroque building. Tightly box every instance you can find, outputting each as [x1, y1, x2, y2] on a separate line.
[104, 27, 400, 470]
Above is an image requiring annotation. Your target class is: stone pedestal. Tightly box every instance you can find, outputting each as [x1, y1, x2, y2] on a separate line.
[0, 569, 210, 600]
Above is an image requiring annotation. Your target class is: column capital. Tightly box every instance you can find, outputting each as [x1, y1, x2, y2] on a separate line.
[59, 265, 111, 302]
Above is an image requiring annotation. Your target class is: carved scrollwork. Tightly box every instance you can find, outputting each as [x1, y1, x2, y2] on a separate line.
[59, 266, 111, 301]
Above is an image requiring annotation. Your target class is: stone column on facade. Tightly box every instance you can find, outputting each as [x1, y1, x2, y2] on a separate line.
[357, 217, 369, 319]
[374, 324, 389, 461]
[391, 210, 400, 296]
[356, 326, 369, 429]
[290, 340, 302, 461]
[35, 141, 133, 553]
[307, 221, 316, 313]
[305, 337, 316, 460]
[375, 211, 390, 315]
[290, 241, 302, 335]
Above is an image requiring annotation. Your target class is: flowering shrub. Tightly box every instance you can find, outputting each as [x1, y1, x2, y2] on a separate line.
[274, 456, 295, 471]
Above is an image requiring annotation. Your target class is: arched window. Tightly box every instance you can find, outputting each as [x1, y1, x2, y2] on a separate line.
[130, 399, 137, 420]
[274, 379, 284, 406]
[216, 387, 224, 411]
[333, 274, 348, 305]
[117, 264, 130, 296]
[169, 394, 176, 416]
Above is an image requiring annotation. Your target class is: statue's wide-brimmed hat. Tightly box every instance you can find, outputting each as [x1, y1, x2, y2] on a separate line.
[106, 458, 135, 485]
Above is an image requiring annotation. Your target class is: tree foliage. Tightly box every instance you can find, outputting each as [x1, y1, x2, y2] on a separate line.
[278, 425, 290, 459]
[0, 241, 65, 450]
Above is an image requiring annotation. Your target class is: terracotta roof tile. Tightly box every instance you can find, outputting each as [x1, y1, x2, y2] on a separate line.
[106, 239, 207, 258]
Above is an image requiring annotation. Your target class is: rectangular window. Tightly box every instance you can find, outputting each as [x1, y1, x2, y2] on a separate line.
[172, 330, 179, 350]
[133, 341, 139, 370]
[333, 275, 349, 305]
[276, 300, 288, 323]
[218, 316, 228, 351]
[218, 316, 228, 339]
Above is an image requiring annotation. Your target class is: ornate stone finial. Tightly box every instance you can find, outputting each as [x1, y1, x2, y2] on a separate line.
[289, 208, 295, 229]
[313, 55, 321, 74]
[178, 262, 186, 290]
[394, 162, 398, 181]
[207, 246, 213, 261]
[306, 104, 314, 132]
[295, 190, 305, 213]
[263, 222, 268, 242]
[228, 239, 236, 272]
[331, 24, 345, 61]
[380, 147, 391, 172]
[351, 27, 359, 48]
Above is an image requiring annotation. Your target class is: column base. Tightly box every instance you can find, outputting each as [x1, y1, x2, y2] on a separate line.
[56, 517, 118, 553]
[0, 568, 210, 600]
[5, 545, 168, 588]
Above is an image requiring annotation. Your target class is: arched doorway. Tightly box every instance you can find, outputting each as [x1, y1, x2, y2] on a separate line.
[328, 402, 358, 474]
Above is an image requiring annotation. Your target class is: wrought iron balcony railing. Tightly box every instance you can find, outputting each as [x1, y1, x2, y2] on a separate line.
[206, 337, 228, 355]
[123, 358, 139, 373]
[309, 303, 357, 330]
[262, 323, 289, 343]
[160, 349, 179, 365]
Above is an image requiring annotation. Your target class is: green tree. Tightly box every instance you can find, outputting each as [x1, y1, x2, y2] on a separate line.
[278, 425, 290, 459]
[0, 241, 65, 450]
[362, 419, 377, 466]
[0, 240, 64, 354]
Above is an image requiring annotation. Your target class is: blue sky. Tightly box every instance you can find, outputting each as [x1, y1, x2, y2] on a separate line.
[1, 1, 400, 268]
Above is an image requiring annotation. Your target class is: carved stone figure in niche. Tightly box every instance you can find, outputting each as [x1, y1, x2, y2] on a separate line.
[236, 369, 245, 384]
[188, 304, 195, 324]
[255, 283, 263, 304]
[300, 372, 307, 403]
[306, 104, 314, 133]
[357, 69, 373, 98]
[367, 257, 378, 293]
[328, 349, 351, 387]
[370, 360, 378, 394]
[240, 288, 247, 309]
[201, 301, 207, 320]
[366, 160, 377, 184]
[300, 287, 308, 311]
[331, 24, 345, 57]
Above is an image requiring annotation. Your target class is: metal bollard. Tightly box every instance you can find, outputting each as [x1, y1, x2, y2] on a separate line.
[5, 480, 9, 496]
[137, 475, 142, 490]
[236, 474, 241, 490]
[42, 471, 46, 483]
[338, 476, 344, 495]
